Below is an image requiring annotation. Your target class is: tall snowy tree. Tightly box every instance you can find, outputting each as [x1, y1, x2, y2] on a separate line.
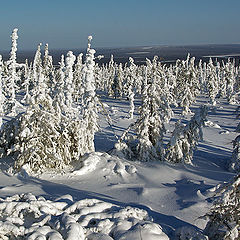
[206, 58, 219, 106]
[0, 56, 5, 128]
[115, 59, 173, 161]
[31, 43, 43, 99]
[223, 59, 238, 104]
[43, 43, 55, 92]
[73, 53, 84, 104]
[175, 54, 199, 115]
[53, 55, 66, 114]
[82, 36, 99, 153]
[126, 57, 137, 119]
[21, 60, 31, 105]
[64, 51, 76, 116]
[5, 28, 19, 115]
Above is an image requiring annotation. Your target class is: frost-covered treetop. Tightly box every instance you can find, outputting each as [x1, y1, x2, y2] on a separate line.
[87, 35, 93, 51]
[66, 51, 76, 67]
[9, 28, 18, 65]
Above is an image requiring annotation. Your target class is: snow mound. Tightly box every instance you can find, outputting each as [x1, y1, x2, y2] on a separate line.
[113, 159, 137, 175]
[0, 193, 169, 239]
[219, 130, 230, 134]
[71, 153, 101, 176]
[204, 120, 221, 129]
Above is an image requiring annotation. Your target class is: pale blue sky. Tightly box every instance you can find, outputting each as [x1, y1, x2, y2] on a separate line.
[0, 0, 239, 50]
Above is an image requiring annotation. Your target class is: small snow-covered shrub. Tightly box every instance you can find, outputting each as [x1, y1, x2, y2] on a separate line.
[204, 174, 240, 240]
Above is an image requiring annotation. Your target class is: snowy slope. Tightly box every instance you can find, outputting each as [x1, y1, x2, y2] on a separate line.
[0, 95, 237, 239]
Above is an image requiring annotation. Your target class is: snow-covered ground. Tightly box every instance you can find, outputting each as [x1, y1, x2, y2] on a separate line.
[0, 95, 237, 239]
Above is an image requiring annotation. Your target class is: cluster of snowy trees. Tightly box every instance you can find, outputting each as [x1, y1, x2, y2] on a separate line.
[0, 30, 99, 172]
[97, 53, 239, 112]
[0, 29, 239, 172]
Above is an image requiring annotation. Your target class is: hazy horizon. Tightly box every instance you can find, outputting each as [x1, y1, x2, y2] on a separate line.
[0, 0, 239, 51]
[1, 42, 240, 53]
[1, 43, 240, 66]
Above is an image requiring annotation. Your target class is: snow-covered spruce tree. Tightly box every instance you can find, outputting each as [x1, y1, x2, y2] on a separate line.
[111, 63, 124, 99]
[227, 135, 240, 172]
[64, 51, 76, 116]
[204, 174, 240, 240]
[134, 67, 165, 161]
[206, 58, 219, 106]
[223, 59, 238, 104]
[82, 36, 99, 153]
[43, 43, 55, 93]
[106, 54, 115, 97]
[165, 64, 178, 107]
[43, 43, 51, 71]
[21, 59, 32, 105]
[175, 54, 200, 115]
[73, 53, 84, 103]
[115, 60, 173, 161]
[227, 110, 240, 172]
[94, 61, 105, 92]
[126, 57, 137, 119]
[165, 105, 208, 164]
[31, 43, 43, 97]
[53, 55, 66, 113]
[0, 56, 5, 128]
[197, 59, 207, 94]
[4, 28, 19, 115]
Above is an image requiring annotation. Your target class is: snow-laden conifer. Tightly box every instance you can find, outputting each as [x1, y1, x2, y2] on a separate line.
[43, 43, 51, 70]
[115, 59, 174, 161]
[64, 51, 76, 116]
[53, 55, 66, 113]
[223, 59, 238, 104]
[31, 43, 43, 99]
[175, 54, 199, 115]
[5, 28, 19, 115]
[204, 174, 240, 240]
[112, 63, 124, 99]
[21, 60, 31, 105]
[73, 53, 84, 104]
[197, 60, 207, 94]
[82, 36, 99, 153]
[134, 67, 160, 161]
[206, 58, 219, 106]
[165, 105, 208, 164]
[43, 43, 55, 92]
[227, 113, 240, 173]
[0, 56, 5, 128]
[126, 57, 137, 119]
[106, 55, 115, 97]
[227, 135, 240, 172]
